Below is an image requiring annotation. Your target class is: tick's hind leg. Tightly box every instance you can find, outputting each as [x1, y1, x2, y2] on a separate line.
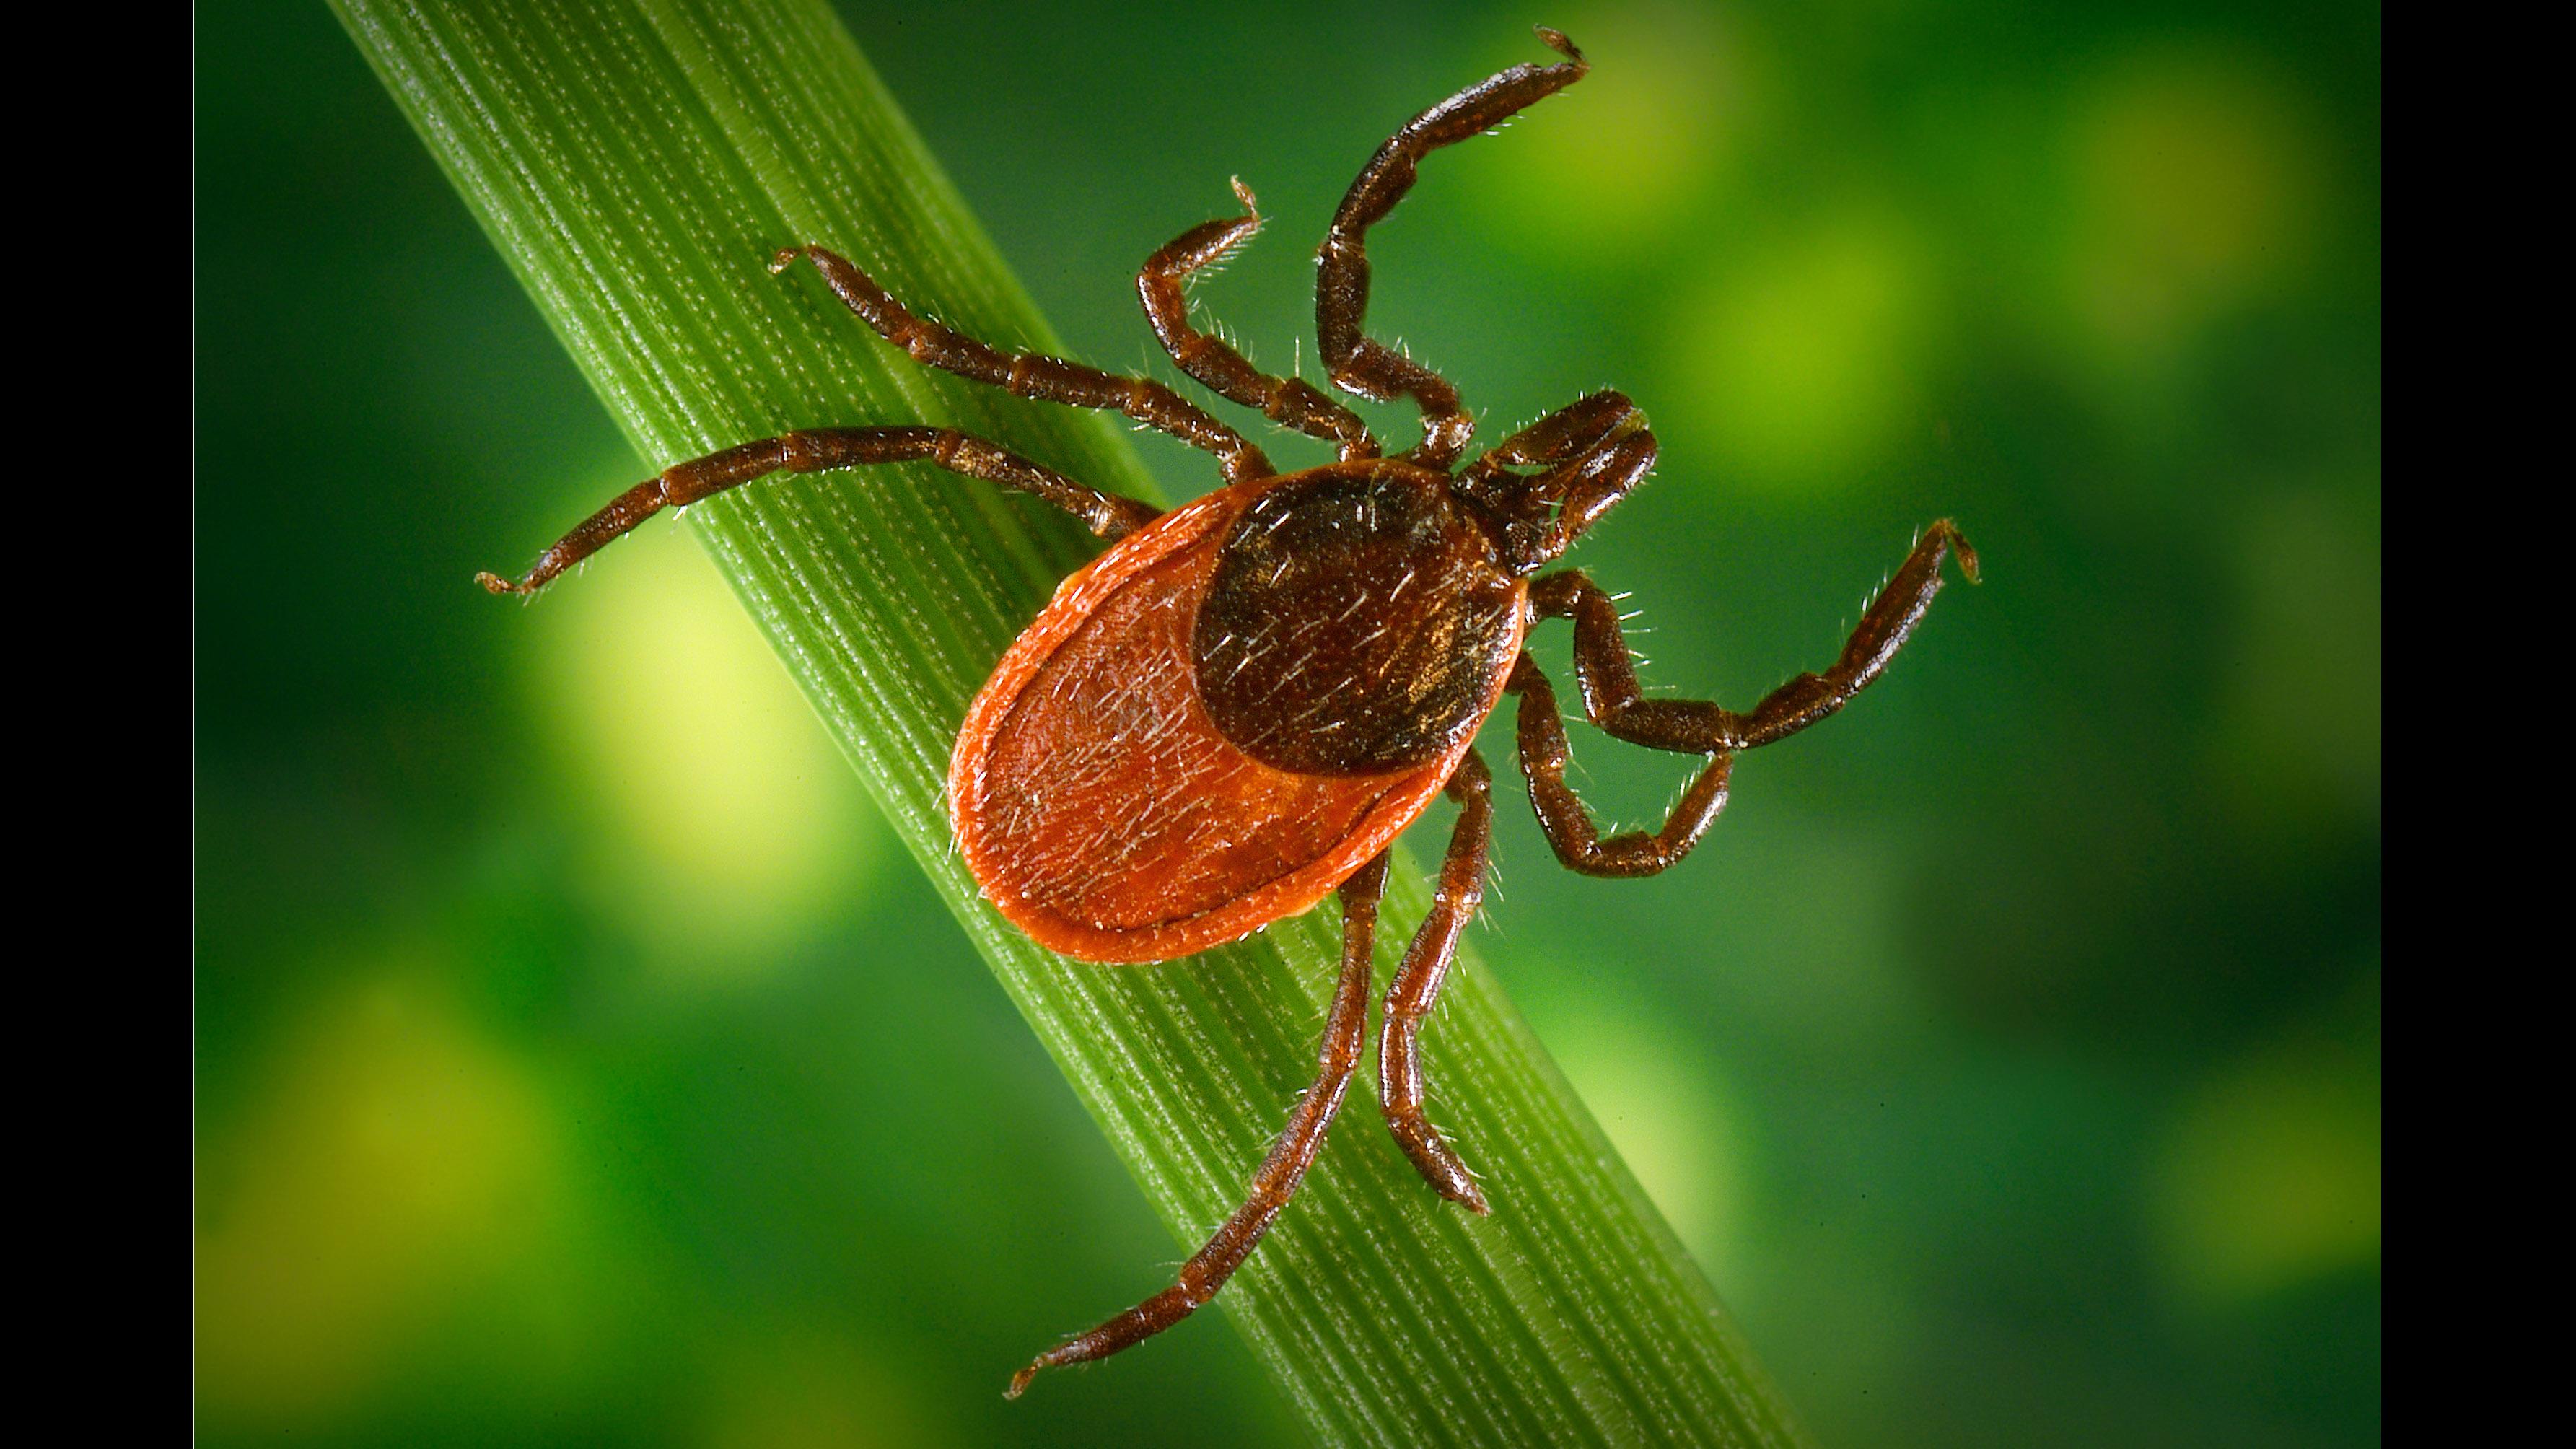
[1140, 180, 1377, 460]
[1007, 854, 1392, 1398]
[774, 246, 1272, 483]
[1378, 752, 1496, 1214]
[1315, 28, 1589, 470]
[476, 427, 1159, 597]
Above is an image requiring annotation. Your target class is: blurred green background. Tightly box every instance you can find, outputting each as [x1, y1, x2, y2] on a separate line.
[196, 1, 2380, 1444]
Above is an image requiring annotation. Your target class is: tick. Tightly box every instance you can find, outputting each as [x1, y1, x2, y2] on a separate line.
[481, 29, 1976, 1397]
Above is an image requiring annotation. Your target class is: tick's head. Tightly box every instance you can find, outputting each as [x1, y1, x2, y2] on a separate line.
[1451, 390, 1657, 575]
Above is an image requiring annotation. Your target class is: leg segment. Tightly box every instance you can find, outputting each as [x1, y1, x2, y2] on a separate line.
[1505, 521, 1976, 877]
[1139, 180, 1377, 460]
[1472, 390, 1642, 475]
[1315, 29, 1590, 470]
[1007, 854, 1392, 1398]
[1459, 390, 1657, 572]
[476, 427, 1159, 597]
[1378, 751, 1494, 1214]
[1510, 652, 1735, 878]
[1533, 521, 1979, 754]
[773, 246, 1272, 483]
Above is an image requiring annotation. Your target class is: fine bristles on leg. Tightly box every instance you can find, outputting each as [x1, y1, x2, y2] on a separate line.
[773, 244, 1274, 483]
[1006, 854, 1392, 1397]
[1315, 29, 1590, 470]
[1504, 522, 1976, 876]
[1510, 648, 1737, 879]
[1548, 522, 1979, 756]
[1377, 751, 1496, 1213]
[1134, 183, 1379, 459]
[475, 428, 1161, 598]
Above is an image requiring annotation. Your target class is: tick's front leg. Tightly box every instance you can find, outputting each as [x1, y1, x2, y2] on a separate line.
[1509, 655, 1735, 879]
[1528, 522, 1978, 756]
[1315, 28, 1589, 470]
[1722, 521, 1979, 749]
[1139, 179, 1378, 460]
[775, 245, 1274, 483]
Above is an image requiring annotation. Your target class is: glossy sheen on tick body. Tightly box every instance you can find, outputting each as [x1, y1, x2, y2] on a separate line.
[952, 460, 1526, 964]
[479, 27, 1977, 1398]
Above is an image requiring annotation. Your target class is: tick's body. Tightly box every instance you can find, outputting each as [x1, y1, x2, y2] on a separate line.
[481, 29, 1975, 1397]
[953, 459, 1524, 963]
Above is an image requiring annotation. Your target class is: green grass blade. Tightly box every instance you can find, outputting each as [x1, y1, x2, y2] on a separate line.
[331, 1, 1813, 1442]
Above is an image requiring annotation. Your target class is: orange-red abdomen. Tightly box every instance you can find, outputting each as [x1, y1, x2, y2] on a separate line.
[950, 468, 1526, 963]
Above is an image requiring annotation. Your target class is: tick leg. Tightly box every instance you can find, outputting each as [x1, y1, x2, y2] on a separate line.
[1534, 521, 1979, 754]
[1506, 522, 1976, 876]
[1510, 652, 1735, 878]
[773, 246, 1273, 483]
[476, 427, 1160, 597]
[1316, 28, 1590, 470]
[1378, 751, 1494, 1214]
[1007, 854, 1391, 1398]
[1140, 180, 1378, 460]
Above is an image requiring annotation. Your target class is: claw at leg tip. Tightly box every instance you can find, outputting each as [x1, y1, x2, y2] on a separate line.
[1949, 530, 1983, 584]
[1005, 1364, 1041, 1400]
[1450, 1172, 1491, 1215]
[474, 571, 519, 596]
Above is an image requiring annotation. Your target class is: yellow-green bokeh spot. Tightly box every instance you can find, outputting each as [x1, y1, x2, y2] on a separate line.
[2152, 1012, 2381, 1311]
[1668, 206, 1936, 494]
[1459, 1, 1750, 263]
[2064, 47, 2323, 366]
[702, 1328, 959, 1449]
[196, 973, 566, 1430]
[531, 502, 888, 980]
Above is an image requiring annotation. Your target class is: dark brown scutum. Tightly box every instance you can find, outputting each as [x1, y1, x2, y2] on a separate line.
[1193, 464, 1523, 776]
[968, 505, 1413, 940]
